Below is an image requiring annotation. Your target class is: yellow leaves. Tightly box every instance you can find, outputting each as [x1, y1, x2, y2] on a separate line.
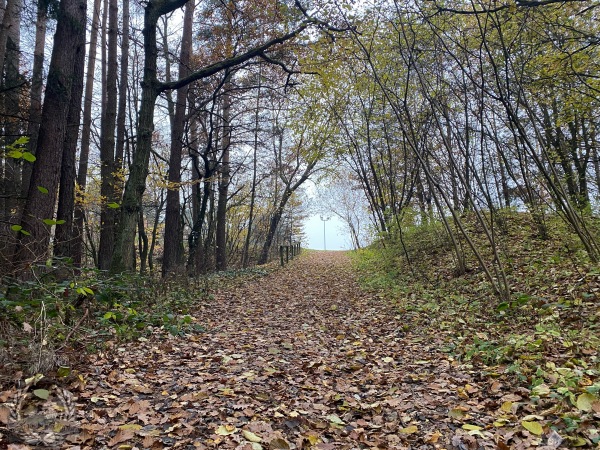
[532, 383, 550, 397]
[215, 424, 237, 436]
[575, 392, 597, 412]
[424, 430, 442, 443]
[119, 423, 143, 431]
[305, 433, 320, 445]
[242, 430, 262, 442]
[448, 407, 468, 419]
[500, 401, 513, 413]
[493, 418, 510, 427]
[399, 425, 418, 434]
[521, 420, 543, 436]
[324, 414, 344, 425]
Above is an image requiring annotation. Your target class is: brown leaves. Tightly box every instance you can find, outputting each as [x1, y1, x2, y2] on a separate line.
[17, 251, 590, 450]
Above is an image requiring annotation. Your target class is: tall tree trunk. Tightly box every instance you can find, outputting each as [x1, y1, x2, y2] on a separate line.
[215, 78, 231, 271]
[115, 0, 129, 174]
[162, 0, 194, 276]
[242, 68, 261, 268]
[258, 161, 316, 265]
[21, 0, 48, 202]
[54, 23, 86, 260]
[73, 0, 101, 267]
[110, 0, 167, 273]
[0, 0, 18, 75]
[12, 0, 87, 270]
[111, 0, 311, 273]
[2, 0, 21, 222]
[97, 0, 119, 270]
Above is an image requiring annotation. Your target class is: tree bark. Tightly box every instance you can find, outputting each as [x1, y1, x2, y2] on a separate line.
[111, 0, 312, 272]
[21, 0, 47, 202]
[215, 77, 231, 271]
[115, 0, 129, 173]
[54, 20, 86, 261]
[0, 0, 18, 75]
[2, 0, 21, 222]
[162, 0, 194, 276]
[97, 0, 119, 270]
[110, 0, 169, 273]
[12, 0, 87, 270]
[72, 0, 102, 267]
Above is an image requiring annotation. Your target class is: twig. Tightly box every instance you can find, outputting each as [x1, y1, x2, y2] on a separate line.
[57, 308, 89, 352]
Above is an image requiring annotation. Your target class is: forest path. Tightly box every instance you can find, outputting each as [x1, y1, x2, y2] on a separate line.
[75, 252, 482, 449]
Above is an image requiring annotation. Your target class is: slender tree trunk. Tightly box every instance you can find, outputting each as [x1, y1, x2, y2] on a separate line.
[111, 0, 311, 273]
[100, 0, 107, 111]
[97, 0, 119, 270]
[115, 0, 129, 174]
[242, 71, 261, 268]
[148, 190, 165, 274]
[162, 0, 194, 276]
[137, 209, 148, 274]
[215, 78, 231, 271]
[72, 0, 101, 268]
[21, 0, 47, 202]
[12, 0, 87, 270]
[110, 0, 166, 273]
[258, 161, 316, 265]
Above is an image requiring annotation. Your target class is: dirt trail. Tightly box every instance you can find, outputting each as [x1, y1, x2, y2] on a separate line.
[43, 252, 478, 448]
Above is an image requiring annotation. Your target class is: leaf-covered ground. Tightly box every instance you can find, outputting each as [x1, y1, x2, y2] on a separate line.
[2, 250, 599, 449]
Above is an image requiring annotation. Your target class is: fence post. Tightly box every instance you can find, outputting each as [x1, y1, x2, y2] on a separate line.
[279, 245, 284, 266]
[285, 245, 289, 263]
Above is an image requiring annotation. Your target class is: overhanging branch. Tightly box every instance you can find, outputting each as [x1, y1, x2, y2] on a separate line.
[158, 23, 311, 92]
[432, 0, 595, 15]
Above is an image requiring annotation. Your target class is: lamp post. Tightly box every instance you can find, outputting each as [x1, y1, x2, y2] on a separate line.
[319, 215, 330, 250]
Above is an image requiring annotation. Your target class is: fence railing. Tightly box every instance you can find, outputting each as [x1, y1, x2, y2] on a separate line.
[279, 242, 301, 266]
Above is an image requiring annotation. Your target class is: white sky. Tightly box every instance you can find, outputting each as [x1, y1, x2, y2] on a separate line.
[303, 214, 350, 250]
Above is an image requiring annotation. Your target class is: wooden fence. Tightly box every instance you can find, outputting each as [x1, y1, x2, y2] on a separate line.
[279, 242, 301, 266]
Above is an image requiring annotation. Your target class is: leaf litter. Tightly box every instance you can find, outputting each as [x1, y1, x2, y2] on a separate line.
[2, 251, 599, 449]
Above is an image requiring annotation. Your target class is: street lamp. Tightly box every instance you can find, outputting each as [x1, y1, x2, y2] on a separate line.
[319, 215, 331, 250]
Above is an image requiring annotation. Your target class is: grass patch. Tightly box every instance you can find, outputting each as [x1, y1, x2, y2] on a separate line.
[353, 211, 600, 443]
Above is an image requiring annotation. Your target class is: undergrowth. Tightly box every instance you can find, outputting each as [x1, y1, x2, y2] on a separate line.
[353, 210, 600, 446]
[0, 264, 272, 384]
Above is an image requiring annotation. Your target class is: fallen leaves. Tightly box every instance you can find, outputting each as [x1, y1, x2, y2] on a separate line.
[3, 251, 598, 449]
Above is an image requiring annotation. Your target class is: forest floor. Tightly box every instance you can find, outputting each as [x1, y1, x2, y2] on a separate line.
[1, 250, 598, 449]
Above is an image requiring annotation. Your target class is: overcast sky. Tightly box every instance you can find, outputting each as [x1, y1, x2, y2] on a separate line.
[303, 214, 350, 250]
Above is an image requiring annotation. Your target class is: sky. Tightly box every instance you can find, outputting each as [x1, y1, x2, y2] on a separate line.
[303, 214, 350, 250]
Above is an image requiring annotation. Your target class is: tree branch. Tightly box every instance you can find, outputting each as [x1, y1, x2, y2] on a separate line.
[432, 0, 595, 15]
[159, 24, 311, 92]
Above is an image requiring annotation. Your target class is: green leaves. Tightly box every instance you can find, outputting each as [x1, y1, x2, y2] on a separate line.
[37, 186, 49, 194]
[7, 150, 36, 162]
[4, 137, 34, 162]
[42, 218, 66, 226]
[11, 224, 30, 235]
[33, 388, 50, 400]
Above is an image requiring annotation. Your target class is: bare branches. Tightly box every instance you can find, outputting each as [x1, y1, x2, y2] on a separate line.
[431, 0, 597, 16]
[158, 24, 310, 92]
